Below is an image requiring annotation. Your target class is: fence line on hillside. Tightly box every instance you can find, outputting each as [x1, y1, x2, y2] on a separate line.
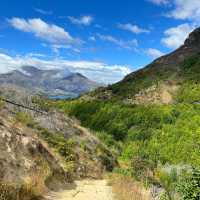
[0, 97, 48, 115]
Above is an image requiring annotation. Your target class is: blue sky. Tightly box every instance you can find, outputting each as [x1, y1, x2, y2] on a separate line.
[0, 0, 199, 83]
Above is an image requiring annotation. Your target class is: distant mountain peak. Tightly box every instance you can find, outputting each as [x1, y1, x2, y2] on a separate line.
[21, 65, 41, 73]
[74, 72, 87, 78]
[0, 66, 101, 99]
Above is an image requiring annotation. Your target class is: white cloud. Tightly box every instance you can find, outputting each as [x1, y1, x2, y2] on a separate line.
[118, 23, 150, 34]
[168, 0, 200, 21]
[0, 53, 132, 84]
[8, 18, 80, 45]
[68, 15, 93, 26]
[97, 34, 138, 50]
[50, 44, 81, 54]
[89, 36, 96, 41]
[34, 8, 53, 15]
[161, 23, 194, 49]
[145, 48, 164, 58]
[148, 0, 169, 5]
[149, 0, 200, 22]
[26, 53, 46, 58]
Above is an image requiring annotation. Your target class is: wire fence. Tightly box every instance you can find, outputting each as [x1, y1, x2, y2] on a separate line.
[0, 97, 48, 115]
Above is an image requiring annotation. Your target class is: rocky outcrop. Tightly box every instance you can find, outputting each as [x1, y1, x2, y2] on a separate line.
[0, 111, 70, 189]
[0, 95, 117, 193]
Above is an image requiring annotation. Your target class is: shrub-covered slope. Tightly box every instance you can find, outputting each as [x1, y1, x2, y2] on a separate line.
[56, 27, 200, 199]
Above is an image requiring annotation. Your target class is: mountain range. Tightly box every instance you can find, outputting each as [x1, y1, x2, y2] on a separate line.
[0, 66, 100, 99]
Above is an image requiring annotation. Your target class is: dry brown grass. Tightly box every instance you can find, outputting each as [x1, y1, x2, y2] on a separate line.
[0, 182, 44, 200]
[0, 159, 50, 200]
[108, 174, 151, 200]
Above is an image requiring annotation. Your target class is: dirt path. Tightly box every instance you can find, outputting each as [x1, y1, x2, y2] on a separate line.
[46, 179, 114, 200]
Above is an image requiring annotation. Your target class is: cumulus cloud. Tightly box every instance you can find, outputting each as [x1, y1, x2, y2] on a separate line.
[148, 0, 198, 49]
[8, 18, 81, 45]
[68, 15, 93, 26]
[149, 0, 200, 22]
[145, 48, 164, 58]
[161, 23, 194, 49]
[97, 34, 138, 50]
[118, 23, 150, 34]
[167, 0, 200, 21]
[0, 53, 132, 84]
[147, 0, 169, 5]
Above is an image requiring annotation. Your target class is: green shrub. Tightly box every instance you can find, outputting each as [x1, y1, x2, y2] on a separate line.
[156, 168, 178, 200]
[181, 55, 200, 81]
[39, 129, 77, 173]
[178, 169, 200, 200]
[176, 83, 200, 103]
[15, 112, 36, 128]
[57, 99, 200, 169]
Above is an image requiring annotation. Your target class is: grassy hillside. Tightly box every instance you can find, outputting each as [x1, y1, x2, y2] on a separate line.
[87, 53, 200, 103]
[55, 55, 200, 199]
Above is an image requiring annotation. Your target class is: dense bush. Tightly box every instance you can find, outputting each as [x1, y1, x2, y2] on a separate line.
[39, 129, 77, 172]
[54, 55, 200, 198]
[56, 98, 200, 198]
[178, 169, 200, 200]
[58, 99, 200, 166]
[181, 54, 200, 82]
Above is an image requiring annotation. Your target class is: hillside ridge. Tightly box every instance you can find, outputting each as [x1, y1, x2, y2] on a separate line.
[86, 27, 200, 104]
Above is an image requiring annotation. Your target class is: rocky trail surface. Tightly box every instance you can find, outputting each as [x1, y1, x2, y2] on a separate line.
[46, 179, 114, 200]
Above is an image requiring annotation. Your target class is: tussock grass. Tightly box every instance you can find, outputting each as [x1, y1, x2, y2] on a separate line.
[108, 174, 151, 200]
[0, 182, 44, 200]
[0, 158, 50, 200]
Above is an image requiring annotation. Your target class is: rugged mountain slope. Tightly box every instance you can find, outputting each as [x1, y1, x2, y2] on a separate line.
[0, 108, 69, 200]
[0, 91, 117, 200]
[88, 27, 200, 104]
[0, 66, 100, 99]
[0, 111, 69, 185]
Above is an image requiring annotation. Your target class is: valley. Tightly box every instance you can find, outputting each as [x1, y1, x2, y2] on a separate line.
[1, 4, 200, 200]
[51, 27, 200, 199]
